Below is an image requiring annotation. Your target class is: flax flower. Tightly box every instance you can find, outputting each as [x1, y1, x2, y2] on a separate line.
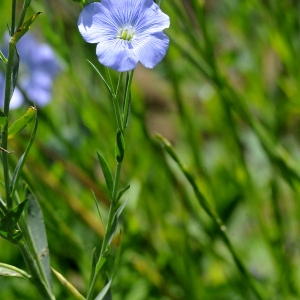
[78, 0, 170, 72]
[0, 33, 61, 109]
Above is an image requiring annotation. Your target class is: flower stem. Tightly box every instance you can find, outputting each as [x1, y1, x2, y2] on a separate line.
[86, 71, 134, 299]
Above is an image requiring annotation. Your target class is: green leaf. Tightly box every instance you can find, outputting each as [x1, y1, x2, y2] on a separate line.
[95, 255, 107, 274]
[52, 268, 85, 300]
[8, 106, 37, 140]
[97, 152, 114, 198]
[94, 279, 112, 300]
[87, 60, 114, 97]
[26, 188, 52, 289]
[115, 130, 125, 163]
[116, 185, 130, 205]
[92, 190, 104, 226]
[0, 199, 26, 244]
[10, 109, 38, 198]
[0, 199, 28, 233]
[0, 263, 31, 280]
[111, 233, 122, 280]
[10, 12, 42, 45]
[0, 50, 7, 64]
[0, 229, 23, 244]
[88, 247, 98, 288]
[107, 199, 128, 246]
[122, 73, 131, 128]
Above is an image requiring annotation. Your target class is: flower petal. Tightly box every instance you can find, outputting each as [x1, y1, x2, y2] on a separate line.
[132, 32, 169, 69]
[134, 2, 170, 35]
[96, 40, 138, 72]
[78, 3, 119, 44]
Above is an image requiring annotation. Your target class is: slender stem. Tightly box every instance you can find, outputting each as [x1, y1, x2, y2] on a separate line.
[157, 135, 264, 300]
[11, 0, 16, 35]
[87, 71, 133, 299]
[122, 70, 134, 131]
[16, 0, 32, 31]
[18, 242, 55, 300]
[112, 73, 123, 130]
[1, 40, 16, 210]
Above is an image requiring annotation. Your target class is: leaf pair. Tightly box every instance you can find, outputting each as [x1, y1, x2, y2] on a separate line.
[0, 199, 28, 244]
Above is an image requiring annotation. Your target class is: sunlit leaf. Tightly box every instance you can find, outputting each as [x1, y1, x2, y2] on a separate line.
[26, 188, 52, 289]
[0, 263, 31, 280]
[97, 152, 114, 198]
[52, 268, 85, 300]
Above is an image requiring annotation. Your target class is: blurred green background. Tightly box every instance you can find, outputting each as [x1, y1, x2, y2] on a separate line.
[1, 0, 300, 299]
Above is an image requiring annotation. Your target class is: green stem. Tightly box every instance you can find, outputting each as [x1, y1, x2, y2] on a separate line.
[122, 70, 134, 131]
[86, 71, 133, 299]
[157, 134, 264, 300]
[18, 242, 55, 300]
[11, 0, 16, 35]
[16, 0, 32, 31]
[1, 39, 17, 210]
[112, 72, 123, 131]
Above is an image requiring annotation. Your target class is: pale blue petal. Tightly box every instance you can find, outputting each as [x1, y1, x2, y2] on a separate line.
[0, 72, 24, 109]
[10, 87, 24, 109]
[134, 3, 170, 35]
[100, 0, 153, 25]
[21, 71, 53, 106]
[132, 32, 169, 68]
[78, 3, 119, 43]
[78, 0, 170, 71]
[96, 40, 138, 72]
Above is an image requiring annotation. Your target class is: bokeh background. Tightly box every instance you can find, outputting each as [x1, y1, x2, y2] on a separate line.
[1, 0, 300, 299]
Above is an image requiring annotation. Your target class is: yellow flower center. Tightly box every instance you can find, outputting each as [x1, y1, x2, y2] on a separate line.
[118, 26, 135, 41]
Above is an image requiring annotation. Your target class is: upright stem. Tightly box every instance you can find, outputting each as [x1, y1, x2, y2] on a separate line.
[86, 71, 134, 299]
[11, 0, 16, 35]
[19, 242, 55, 300]
[2, 40, 16, 210]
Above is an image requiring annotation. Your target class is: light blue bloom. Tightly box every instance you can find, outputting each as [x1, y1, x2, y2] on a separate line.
[78, 0, 170, 72]
[0, 33, 61, 109]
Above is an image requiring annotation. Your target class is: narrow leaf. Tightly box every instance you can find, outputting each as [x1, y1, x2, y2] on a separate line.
[0, 229, 23, 244]
[116, 185, 130, 204]
[107, 199, 128, 246]
[111, 232, 122, 280]
[87, 60, 114, 97]
[115, 130, 125, 163]
[92, 190, 104, 226]
[88, 247, 98, 287]
[52, 268, 85, 300]
[8, 106, 36, 139]
[9, 45, 19, 102]
[95, 255, 107, 274]
[0, 199, 28, 233]
[0, 263, 31, 280]
[0, 50, 7, 64]
[94, 279, 112, 300]
[10, 109, 38, 198]
[26, 189, 52, 289]
[10, 12, 42, 45]
[97, 152, 114, 198]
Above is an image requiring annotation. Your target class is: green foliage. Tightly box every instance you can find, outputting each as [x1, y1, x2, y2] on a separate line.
[2, 0, 300, 299]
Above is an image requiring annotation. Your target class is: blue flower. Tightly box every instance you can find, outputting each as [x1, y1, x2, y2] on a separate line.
[78, 0, 170, 72]
[0, 33, 61, 109]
